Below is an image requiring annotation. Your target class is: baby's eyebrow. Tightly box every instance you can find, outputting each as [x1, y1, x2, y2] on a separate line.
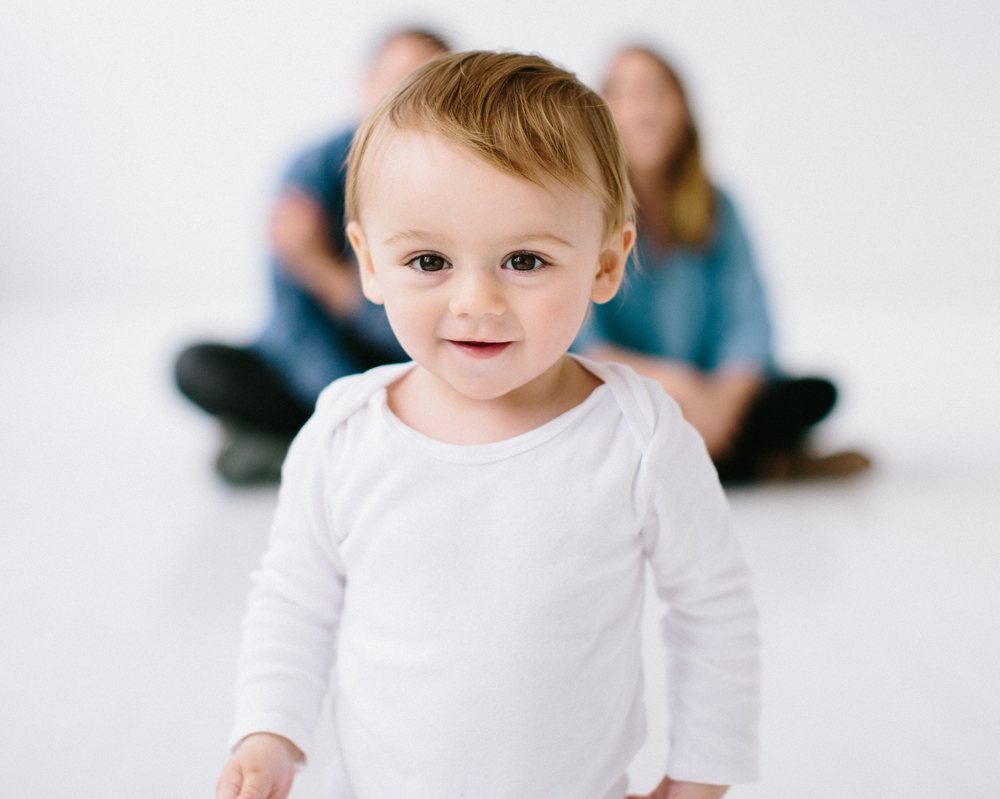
[499, 232, 574, 249]
[383, 230, 574, 248]
[383, 229, 445, 246]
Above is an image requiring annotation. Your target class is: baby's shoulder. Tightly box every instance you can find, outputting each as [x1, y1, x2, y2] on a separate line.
[279, 362, 414, 489]
[581, 359, 721, 504]
[577, 356, 685, 450]
[309, 362, 415, 435]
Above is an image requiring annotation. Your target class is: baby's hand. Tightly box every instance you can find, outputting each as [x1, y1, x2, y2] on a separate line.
[216, 732, 302, 799]
[628, 775, 728, 799]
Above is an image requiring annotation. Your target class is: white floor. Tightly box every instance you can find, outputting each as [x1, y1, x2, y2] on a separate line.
[1, 292, 998, 798]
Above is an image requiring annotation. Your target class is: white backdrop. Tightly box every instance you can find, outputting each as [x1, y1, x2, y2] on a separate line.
[2, 0, 998, 305]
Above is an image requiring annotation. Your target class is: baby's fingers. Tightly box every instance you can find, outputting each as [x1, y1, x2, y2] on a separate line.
[215, 761, 246, 799]
[215, 762, 275, 799]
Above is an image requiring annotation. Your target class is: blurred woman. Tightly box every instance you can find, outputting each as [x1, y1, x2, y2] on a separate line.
[587, 46, 868, 482]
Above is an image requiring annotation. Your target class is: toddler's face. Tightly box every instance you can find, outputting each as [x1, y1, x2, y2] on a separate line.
[347, 130, 631, 402]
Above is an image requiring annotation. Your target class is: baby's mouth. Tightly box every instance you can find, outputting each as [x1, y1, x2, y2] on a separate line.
[448, 340, 512, 359]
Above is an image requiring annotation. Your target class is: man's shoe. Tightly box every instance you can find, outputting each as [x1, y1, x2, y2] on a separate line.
[215, 420, 294, 486]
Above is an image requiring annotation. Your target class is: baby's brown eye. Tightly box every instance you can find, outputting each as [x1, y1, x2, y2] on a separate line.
[505, 253, 543, 271]
[414, 254, 447, 272]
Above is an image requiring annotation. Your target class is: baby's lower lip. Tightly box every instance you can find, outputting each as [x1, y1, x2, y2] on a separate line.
[448, 340, 511, 359]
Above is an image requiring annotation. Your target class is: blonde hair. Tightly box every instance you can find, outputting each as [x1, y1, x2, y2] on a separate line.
[346, 51, 635, 238]
[606, 46, 714, 248]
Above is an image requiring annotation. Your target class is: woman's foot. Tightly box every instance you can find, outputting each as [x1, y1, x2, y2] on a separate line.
[755, 448, 872, 482]
[716, 376, 840, 484]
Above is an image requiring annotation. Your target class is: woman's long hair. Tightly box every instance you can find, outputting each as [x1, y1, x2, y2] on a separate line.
[606, 47, 715, 249]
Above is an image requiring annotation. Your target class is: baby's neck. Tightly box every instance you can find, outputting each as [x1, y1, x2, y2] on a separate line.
[386, 356, 602, 445]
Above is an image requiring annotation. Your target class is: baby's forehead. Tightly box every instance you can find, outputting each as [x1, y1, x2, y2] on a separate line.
[345, 52, 632, 236]
[359, 125, 605, 217]
[353, 129, 607, 252]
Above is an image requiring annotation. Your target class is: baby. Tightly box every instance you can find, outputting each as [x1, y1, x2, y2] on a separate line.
[217, 51, 759, 799]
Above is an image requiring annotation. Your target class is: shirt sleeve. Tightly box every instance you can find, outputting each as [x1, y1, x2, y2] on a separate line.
[229, 411, 347, 762]
[640, 393, 761, 784]
[708, 192, 775, 372]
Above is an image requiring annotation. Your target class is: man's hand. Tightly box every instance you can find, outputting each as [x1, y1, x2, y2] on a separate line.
[216, 732, 302, 799]
[270, 190, 363, 319]
[628, 775, 728, 799]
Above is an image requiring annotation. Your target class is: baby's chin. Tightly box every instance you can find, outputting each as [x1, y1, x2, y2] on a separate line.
[422, 369, 534, 403]
[426, 357, 573, 405]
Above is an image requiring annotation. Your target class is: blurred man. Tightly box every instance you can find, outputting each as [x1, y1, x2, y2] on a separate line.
[175, 29, 450, 484]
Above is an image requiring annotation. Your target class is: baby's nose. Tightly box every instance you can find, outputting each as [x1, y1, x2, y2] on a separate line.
[448, 267, 507, 317]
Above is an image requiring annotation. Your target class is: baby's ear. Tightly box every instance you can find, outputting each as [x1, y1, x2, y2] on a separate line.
[347, 220, 384, 305]
[591, 223, 635, 304]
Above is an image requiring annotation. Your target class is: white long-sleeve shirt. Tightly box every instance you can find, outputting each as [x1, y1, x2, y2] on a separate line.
[230, 357, 759, 798]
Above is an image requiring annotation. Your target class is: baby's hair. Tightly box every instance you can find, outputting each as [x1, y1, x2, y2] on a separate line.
[346, 51, 635, 238]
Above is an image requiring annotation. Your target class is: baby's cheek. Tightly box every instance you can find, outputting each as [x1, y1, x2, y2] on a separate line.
[532, 287, 591, 343]
[381, 297, 431, 354]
